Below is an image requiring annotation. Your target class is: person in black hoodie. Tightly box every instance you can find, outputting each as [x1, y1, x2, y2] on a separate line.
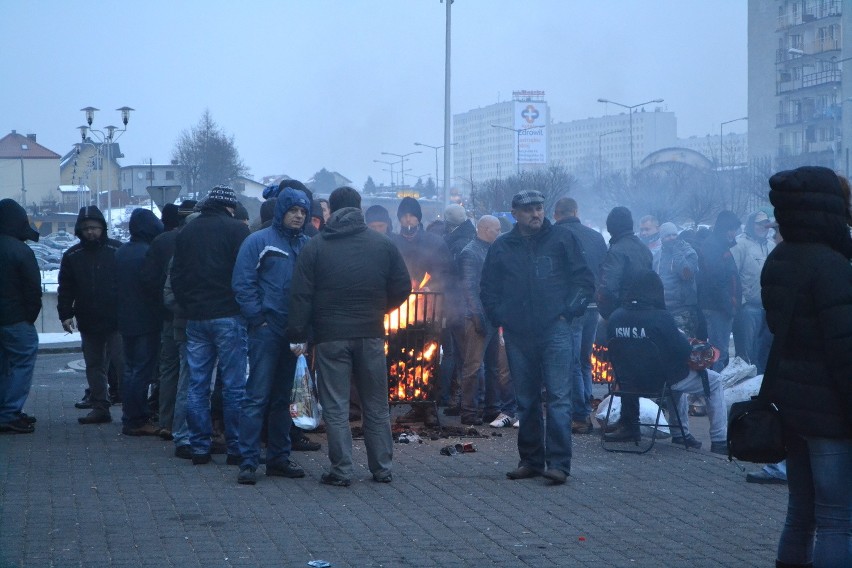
[58, 205, 123, 425]
[596, 206, 653, 321]
[289, 186, 411, 486]
[762, 166, 852, 568]
[115, 209, 164, 436]
[0, 199, 41, 434]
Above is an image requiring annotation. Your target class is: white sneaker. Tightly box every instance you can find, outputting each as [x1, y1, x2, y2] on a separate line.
[512, 419, 520, 428]
[489, 413, 514, 428]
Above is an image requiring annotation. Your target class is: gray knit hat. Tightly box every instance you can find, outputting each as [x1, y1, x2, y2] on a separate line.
[207, 185, 238, 209]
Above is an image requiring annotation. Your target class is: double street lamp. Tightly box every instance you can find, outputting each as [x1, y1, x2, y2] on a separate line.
[597, 97, 664, 179]
[77, 106, 134, 228]
[414, 141, 457, 197]
[490, 123, 547, 175]
[381, 151, 421, 187]
[373, 159, 396, 187]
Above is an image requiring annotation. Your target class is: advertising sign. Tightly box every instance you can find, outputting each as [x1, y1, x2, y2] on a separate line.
[514, 101, 547, 164]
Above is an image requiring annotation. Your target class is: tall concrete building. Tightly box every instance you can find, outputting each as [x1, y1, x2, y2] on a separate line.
[749, 1, 850, 174]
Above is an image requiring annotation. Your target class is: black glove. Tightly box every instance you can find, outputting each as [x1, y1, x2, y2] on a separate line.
[564, 289, 590, 319]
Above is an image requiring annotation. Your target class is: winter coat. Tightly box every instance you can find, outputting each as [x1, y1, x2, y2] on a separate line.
[0, 199, 41, 326]
[607, 270, 692, 389]
[697, 231, 741, 315]
[731, 212, 774, 306]
[596, 231, 653, 320]
[555, 217, 608, 289]
[232, 190, 310, 337]
[657, 237, 699, 311]
[115, 209, 164, 336]
[170, 204, 250, 321]
[443, 219, 476, 323]
[288, 207, 411, 344]
[391, 227, 451, 291]
[140, 229, 179, 322]
[762, 166, 852, 439]
[57, 206, 121, 334]
[458, 237, 490, 323]
[480, 219, 595, 340]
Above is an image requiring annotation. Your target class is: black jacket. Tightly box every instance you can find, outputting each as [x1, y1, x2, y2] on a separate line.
[596, 231, 653, 320]
[762, 166, 852, 439]
[57, 206, 121, 334]
[288, 207, 411, 344]
[697, 231, 741, 315]
[555, 217, 608, 289]
[480, 219, 595, 340]
[115, 209, 164, 336]
[140, 228, 179, 322]
[0, 199, 41, 325]
[443, 219, 476, 322]
[171, 204, 250, 321]
[392, 227, 451, 291]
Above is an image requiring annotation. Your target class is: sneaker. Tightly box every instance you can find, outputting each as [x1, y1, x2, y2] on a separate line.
[266, 460, 305, 478]
[320, 472, 351, 487]
[506, 465, 542, 480]
[489, 413, 514, 428]
[291, 435, 322, 452]
[710, 441, 727, 455]
[671, 434, 702, 449]
[122, 423, 160, 436]
[191, 453, 211, 465]
[571, 417, 593, 434]
[746, 470, 787, 485]
[512, 419, 520, 428]
[0, 417, 35, 434]
[604, 425, 641, 442]
[74, 392, 92, 409]
[78, 410, 111, 425]
[226, 454, 242, 466]
[543, 469, 568, 485]
[238, 466, 257, 485]
[174, 445, 192, 459]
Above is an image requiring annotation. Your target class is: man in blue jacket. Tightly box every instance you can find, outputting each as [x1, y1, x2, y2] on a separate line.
[232, 188, 311, 485]
[480, 189, 595, 485]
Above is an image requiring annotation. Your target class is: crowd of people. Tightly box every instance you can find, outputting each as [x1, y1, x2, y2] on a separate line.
[1, 165, 850, 565]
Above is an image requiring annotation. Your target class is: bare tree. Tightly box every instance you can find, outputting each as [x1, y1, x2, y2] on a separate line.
[171, 110, 248, 198]
[469, 165, 576, 217]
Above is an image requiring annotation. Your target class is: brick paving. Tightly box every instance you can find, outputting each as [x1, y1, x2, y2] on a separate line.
[0, 352, 787, 567]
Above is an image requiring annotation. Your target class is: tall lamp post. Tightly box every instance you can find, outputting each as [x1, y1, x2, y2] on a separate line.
[596, 97, 664, 179]
[490, 123, 547, 175]
[598, 129, 623, 183]
[414, 141, 457, 196]
[373, 159, 396, 187]
[381, 151, 421, 187]
[720, 116, 748, 210]
[78, 106, 133, 229]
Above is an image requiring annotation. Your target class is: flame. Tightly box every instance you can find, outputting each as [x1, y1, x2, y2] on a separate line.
[591, 343, 614, 383]
[416, 272, 431, 291]
[387, 340, 439, 402]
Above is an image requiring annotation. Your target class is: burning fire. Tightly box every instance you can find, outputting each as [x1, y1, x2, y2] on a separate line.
[591, 343, 614, 384]
[384, 272, 434, 334]
[388, 341, 439, 401]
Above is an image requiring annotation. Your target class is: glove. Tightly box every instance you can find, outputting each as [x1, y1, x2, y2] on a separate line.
[289, 343, 308, 356]
[565, 290, 590, 319]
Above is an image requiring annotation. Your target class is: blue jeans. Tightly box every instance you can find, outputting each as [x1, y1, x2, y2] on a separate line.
[571, 309, 598, 420]
[238, 325, 297, 469]
[777, 435, 852, 567]
[732, 303, 772, 373]
[667, 369, 727, 442]
[120, 332, 160, 429]
[172, 338, 190, 448]
[185, 317, 247, 456]
[504, 318, 574, 474]
[703, 309, 733, 372]
[0, 322, 38, 423]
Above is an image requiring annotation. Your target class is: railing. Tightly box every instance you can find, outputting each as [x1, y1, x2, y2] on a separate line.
[802, 69, 842, 87]
[777, 1, 842, 29]
[807, 38, 841, 55]
[776, 112, 802, 127]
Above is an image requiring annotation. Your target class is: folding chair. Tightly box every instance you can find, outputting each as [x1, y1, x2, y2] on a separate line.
[600, 337, 689, 454]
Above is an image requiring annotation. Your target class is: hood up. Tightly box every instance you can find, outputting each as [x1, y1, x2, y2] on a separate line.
[0, 198, 39, 242]
[129, 208, 164, 244]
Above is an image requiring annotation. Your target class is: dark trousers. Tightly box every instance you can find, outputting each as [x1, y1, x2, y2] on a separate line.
[121, 332, 160, 429]
[81, 332, 120, 413]
[157, 320, 180, 430]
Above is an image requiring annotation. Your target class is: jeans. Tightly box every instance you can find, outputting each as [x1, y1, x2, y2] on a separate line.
[0, 322, 38, 423]
[777, 435, 852, 568]
[172, 338, 190, 448]
[81, 331, 120, 413]
[461, 319, 514, 420]
[157, 320, 180, 431]
[185, 317, 247, 456]
[763, 460, 788, 481]
[571, 309, 598, 420]
[238, 325, 297, 469]
[315, 338, 393, 481]
[504, 318, 574, 474]
[732, 303, 772, 374]
[120, 332, 160, 429]
[703, 309, 733, 372]
[667, 369, 727, 442]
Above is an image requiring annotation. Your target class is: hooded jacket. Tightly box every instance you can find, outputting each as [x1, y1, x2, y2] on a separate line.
[288, 207, 411, 344]
[762, 166, 852, 439]
[171, 202, 250, 320]
[596, 208, 653, 320]
[232, 189, 310, 337]
[555, 216, 608, 290]
[115, 209, 164, 336]
[0, 199, 42, 326]
[480, 219, 595, 339]
[57, 206, 122, 333]
[697, 224, 742, 315]
[443, 218, 476, 322]
[731, 211, 775, 305]
[657, 236, 699, 312]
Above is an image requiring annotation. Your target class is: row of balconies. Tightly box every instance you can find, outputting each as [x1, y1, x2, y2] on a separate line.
[778, 140, 838, 157]
[776, 38, 842, 63]
[776, 1, 842, 30]
[776, 104, 842, 127]
[777, 69, 842, 94]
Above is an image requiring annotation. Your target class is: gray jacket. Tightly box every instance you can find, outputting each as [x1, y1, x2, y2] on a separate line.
[657, 238, 698, 311]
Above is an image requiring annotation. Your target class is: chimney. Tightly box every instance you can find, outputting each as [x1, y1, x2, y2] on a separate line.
[26, 133, 37, 142]
[11, 129, 16, 135]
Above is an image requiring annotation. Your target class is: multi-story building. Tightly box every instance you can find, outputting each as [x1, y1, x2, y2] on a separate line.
[119, 162, 184, 198]
[749, 0, 849, 173]
[0, 131, 60, 207]
[678, 132, 748, 168]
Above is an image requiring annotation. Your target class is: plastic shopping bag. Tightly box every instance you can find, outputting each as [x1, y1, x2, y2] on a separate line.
[289, 354, 322, 430]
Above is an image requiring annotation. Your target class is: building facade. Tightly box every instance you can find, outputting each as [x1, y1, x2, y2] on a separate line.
[0, 131, 60, 207]
[749, 0, 850, 173]
[120, 162, 184, 198]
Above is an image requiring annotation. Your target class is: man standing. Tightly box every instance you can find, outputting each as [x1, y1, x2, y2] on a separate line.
[553, 198, 608, 435]
[232, 188, 311, 485]
[481, 190, 595, 485]
[639, 214, 662, 271]
[289, 187, 411, 487]
[58, 205, 122, 425]
[0, 199, 41, 434]
[597, 207, 653, 322]
[115, 209, 164, 436]
[171, 186, 250, 464]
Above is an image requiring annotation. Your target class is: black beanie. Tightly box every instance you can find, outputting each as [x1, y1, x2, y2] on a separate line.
[606, 206, 634, 236]
[161, 203, 180, 231]
[365, 205, 392, 226]
[397, 197, 422, 221]
[259, 198, 276, 224]
[623, 269, 665, 310]
[713, 210, 741, 234]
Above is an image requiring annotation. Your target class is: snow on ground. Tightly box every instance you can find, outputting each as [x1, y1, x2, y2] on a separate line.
[39, 332, 81, 344]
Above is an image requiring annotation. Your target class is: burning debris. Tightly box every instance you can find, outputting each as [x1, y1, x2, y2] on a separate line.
[591, 343, 614, 384]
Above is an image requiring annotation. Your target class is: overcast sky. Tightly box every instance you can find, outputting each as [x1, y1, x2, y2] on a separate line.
[1, 0, 747, 189]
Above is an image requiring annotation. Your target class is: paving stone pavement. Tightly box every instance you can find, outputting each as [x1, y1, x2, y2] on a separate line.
[0, 352, 787, 567]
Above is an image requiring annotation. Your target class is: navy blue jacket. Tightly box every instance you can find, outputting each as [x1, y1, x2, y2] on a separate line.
[555, 216, 608, 289]
[0, 199, 41, 325]
[115, 209, 164, 336]
[697, 231, 741, 315]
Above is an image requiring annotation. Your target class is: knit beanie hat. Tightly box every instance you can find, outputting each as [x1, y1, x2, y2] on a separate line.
[397, 196, 422, 222]
[444, 204, 467, 228]
[658, 222, 678, 240]
[365, 205, 392, 226]
[606, 206, 634, 236]
[207, 185, 238, 209]
[161, 203, 180, 231]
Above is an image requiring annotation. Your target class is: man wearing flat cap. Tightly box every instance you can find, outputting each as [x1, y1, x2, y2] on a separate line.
[480, 189, 595, 485]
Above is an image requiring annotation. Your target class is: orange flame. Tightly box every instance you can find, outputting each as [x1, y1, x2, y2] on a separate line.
[591, 343, 614, 384]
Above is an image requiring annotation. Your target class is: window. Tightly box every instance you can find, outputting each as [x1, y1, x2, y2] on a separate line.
[165, 171, 175, 180]
[146, 171, 154, 180]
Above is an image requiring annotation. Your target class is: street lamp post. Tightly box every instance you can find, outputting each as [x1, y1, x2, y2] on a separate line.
[490, 123, 547, 175]
[414, 141, 457, 196]
[720, 116, 748, 210]
[596, 97, 664, 179]
[381, 151, 421, 187]
[78, 106, 133, 229]
[373, 159, 396, 187]
[598, 129, 623, 183]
